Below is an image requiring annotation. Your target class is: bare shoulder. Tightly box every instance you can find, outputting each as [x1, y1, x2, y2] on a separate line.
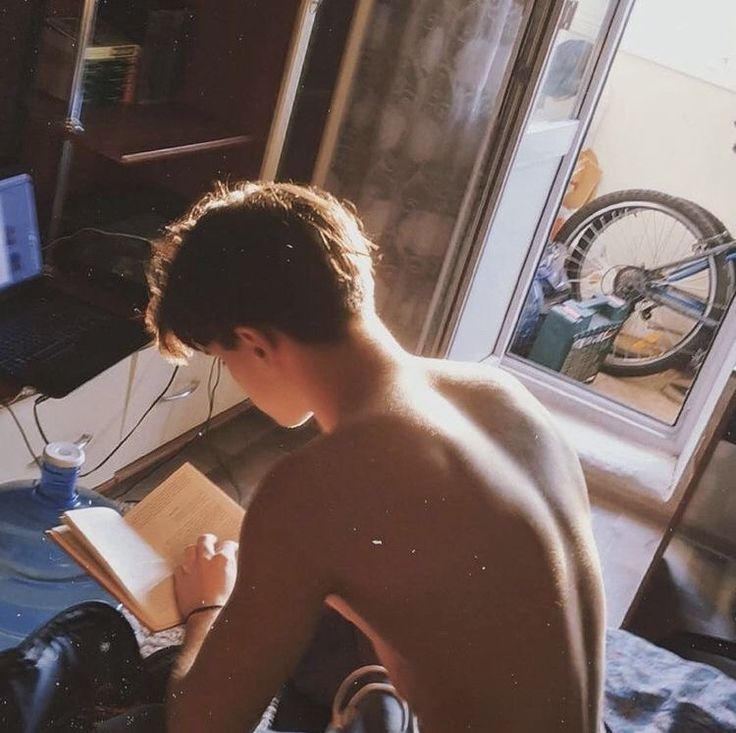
[255, 412, 456, 513]
[245, 422, 405, 513]
[419, 357, 585, 497]
[298, 413, 442, 477]
[422, 355, 529, 395]
[245, 443, 325, 515]
[421, 357, 556, 432]
[240, 417, 449, 574]
[236, 443, 348, 576]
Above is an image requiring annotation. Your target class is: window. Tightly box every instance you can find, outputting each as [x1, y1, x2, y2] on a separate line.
[449, 0, 736, 500]
[509, 0, 736, 425]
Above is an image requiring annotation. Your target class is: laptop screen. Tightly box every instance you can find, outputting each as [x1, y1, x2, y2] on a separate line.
[0, 174, 42, 293]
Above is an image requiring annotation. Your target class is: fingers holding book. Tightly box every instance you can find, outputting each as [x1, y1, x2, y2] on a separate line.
[175, 533, 239, 620]
[47, 464, 245, 631]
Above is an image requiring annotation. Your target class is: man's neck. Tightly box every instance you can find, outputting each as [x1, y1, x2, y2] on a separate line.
[294, 315, 412, 433]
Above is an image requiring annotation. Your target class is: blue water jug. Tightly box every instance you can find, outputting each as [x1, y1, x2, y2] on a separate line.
[0, 442, 119, 650]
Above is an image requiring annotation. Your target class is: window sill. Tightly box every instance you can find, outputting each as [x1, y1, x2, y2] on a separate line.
[589, 496, 666, 627]
[544, 407, 678, 626]
[491, 355, 680, 506]
[549, 409, 677, 506]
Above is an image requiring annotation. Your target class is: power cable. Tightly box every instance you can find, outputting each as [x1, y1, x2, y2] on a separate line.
[43, 227, 151, 252]
[111, 357, 243, 503]
[2, 400, 41, 469]
[33, 395, 50, 444]
[79, 366, 179, 478]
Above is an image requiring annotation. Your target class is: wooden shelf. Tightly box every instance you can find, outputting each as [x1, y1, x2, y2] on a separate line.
[81, 102, 255, 164]
[29, 93, 255, 165]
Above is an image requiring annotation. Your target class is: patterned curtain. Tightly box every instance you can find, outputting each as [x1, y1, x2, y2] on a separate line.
[326, 0, 526, 350]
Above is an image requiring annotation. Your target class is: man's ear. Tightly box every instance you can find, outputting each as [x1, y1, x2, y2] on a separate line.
[234, 327, 275, 360]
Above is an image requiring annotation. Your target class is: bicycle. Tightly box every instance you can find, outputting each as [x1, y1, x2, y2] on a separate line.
[555, 190, 736, 377]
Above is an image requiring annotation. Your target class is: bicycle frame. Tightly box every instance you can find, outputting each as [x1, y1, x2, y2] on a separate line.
[645, 239, 736, 327]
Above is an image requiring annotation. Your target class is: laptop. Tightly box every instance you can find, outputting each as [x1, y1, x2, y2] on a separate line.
[0, 174, 150, 398]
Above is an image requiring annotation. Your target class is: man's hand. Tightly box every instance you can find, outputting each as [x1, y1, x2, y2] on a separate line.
[175, 533, 239, 618]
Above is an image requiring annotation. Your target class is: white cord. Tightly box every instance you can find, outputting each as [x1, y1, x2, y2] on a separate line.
[44, 227, 152, 251]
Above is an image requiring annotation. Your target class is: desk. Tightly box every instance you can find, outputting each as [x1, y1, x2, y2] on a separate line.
[0, 378, 23, 404]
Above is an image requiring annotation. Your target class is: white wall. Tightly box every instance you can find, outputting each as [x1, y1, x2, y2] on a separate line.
[584, 1, 736, 234]
[621, 0, 736, 93]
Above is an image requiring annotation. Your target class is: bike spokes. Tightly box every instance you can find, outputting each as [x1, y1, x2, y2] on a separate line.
[561, 195, 730, 374]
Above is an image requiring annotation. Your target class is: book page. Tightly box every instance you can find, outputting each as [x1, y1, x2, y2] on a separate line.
[48, 525, 180, 631]
[55, 464, 244, 631]
[47, 526, 133, 606]
[125, 463, 245, 566]
[62, 506, 175, 622]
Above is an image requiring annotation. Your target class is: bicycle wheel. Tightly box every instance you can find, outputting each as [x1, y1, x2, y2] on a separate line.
[558, 189, 734, 376]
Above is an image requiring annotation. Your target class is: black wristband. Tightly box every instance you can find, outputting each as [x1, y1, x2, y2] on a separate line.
[185, 604, 224, 623]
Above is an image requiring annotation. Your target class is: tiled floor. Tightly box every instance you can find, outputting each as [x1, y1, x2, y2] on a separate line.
[593, 368, 687, 424]
[112, 406, 319, 508]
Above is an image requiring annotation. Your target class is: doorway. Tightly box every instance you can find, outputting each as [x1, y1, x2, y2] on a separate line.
[453, 0, 736, 428]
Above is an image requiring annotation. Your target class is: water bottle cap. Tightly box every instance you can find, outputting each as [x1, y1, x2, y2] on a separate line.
[43, 442, 85, 469]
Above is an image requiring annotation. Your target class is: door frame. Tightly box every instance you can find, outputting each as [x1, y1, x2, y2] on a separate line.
[445, 0, 736, 476]
[260, 0, 321, 181]
[433, 0, 635, 360]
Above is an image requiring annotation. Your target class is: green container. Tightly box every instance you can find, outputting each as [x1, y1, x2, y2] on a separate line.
[528, 296, 629, 382]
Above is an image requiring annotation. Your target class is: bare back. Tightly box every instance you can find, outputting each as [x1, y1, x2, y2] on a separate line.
[300, 360, 606, 732]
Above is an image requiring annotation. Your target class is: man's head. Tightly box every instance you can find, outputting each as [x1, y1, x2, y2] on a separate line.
[147, 181, 376, 359]
[146, 181, 376, 424]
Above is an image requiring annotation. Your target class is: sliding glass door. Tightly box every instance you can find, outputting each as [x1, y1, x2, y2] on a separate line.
[311, 0, 535, 350]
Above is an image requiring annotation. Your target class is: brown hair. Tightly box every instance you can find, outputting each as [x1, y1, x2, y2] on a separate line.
[146, 181, 376, 361]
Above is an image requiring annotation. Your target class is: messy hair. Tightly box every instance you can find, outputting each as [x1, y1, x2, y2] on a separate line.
[146, 181, 376, 361]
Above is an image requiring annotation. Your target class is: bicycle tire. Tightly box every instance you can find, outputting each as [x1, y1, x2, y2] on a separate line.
[558, 189, 734, 377]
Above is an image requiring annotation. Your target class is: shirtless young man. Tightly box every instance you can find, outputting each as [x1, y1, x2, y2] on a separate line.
[146, 182, 606, 732]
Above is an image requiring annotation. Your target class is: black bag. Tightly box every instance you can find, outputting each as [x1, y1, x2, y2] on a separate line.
[0, 602, 417, 733]
[0, 602, 143, 733]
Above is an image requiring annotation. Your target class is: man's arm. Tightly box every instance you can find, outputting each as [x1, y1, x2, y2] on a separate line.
[166, 459, 336, 732]
[171, 606, 221, 684]
[170, 533, 237, 682]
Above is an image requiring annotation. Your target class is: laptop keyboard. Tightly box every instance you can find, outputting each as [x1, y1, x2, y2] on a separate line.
[0, 297, 110, 372]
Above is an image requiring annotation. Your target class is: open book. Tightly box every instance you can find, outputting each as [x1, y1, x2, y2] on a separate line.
[48, 463, 245, 632]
